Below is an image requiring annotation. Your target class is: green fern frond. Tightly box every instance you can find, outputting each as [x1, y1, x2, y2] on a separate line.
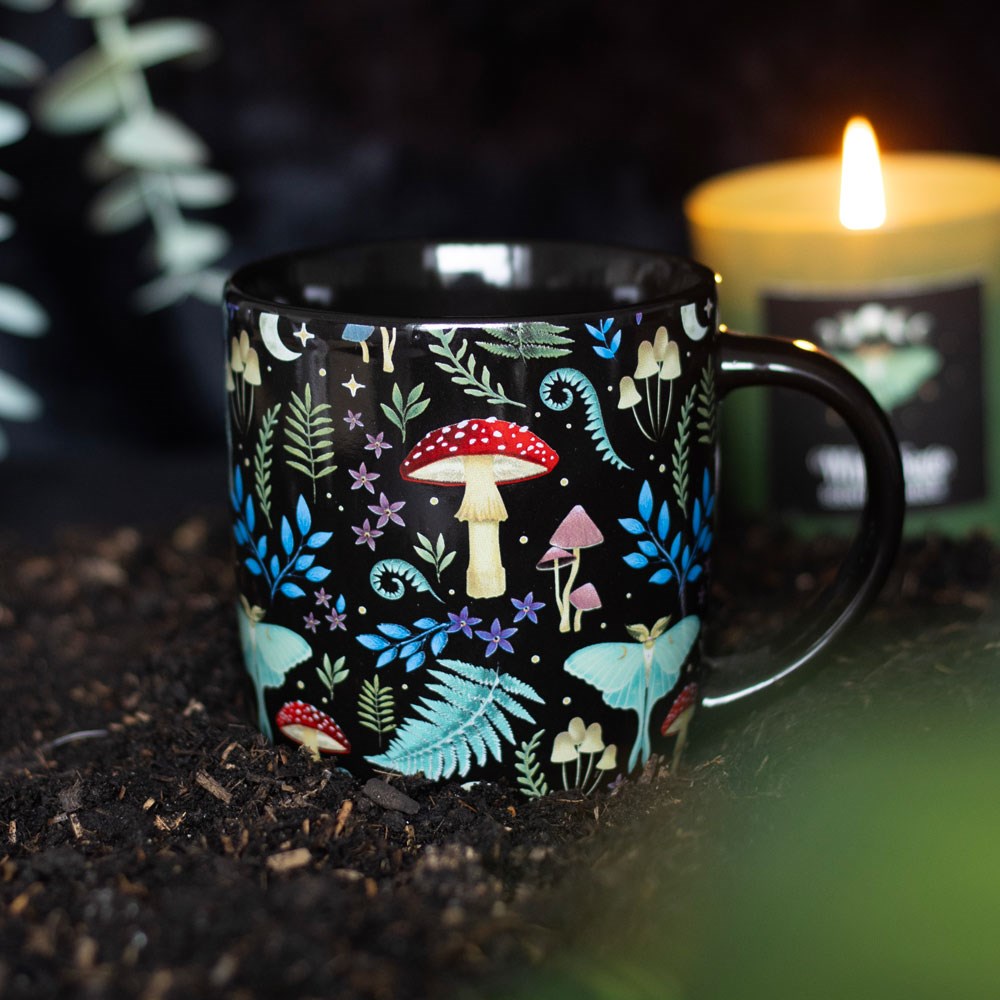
[515, 730, 550, 799]
[284, 383, 336, 501]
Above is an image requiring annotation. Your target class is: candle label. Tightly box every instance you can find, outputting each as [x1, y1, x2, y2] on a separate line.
[764, 279, 985, 511]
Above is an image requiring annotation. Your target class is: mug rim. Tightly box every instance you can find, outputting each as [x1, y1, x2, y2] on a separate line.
[225, 239, 718, 326]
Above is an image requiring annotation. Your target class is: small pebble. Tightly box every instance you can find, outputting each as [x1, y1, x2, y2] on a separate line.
[361, 778, 420, 815]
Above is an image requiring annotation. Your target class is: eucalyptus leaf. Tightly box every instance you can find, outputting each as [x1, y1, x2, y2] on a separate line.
[124, 19, 215, 68]
[81, 140, 126, 181]
[104, 110, 207, 168]
[0, 213, 14, 243]
[35, 20, 214, 134]
[65, 0, 135, 15]
[88, 174, 147, 233]
[0, 102, 28, 148]
[0, 283, 48, 336]
[153, 220, 228, 272]
[0, 369, 42, 420]
[34, 49, 121, 133]
[169, 169, 234, 208]
[0, 39, 46, 87]
[131, 271, 197, 313]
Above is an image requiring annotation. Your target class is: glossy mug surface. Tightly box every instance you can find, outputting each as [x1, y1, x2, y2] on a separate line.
[223, 241, 903, 795]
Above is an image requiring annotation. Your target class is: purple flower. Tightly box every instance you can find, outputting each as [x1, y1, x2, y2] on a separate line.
[475, 618, 517, 656]
[349, 462, 380, 494]
[352, 518, 383, 551]
[364, 432, 392, 459]
[325, 608, 347, 631]
[313, 587, 332, 608]
[446, 607, 482, 639]
[303, 612, 319, 633]
[344, 410, 364, 430]
[511, 591, 545, 624]
[368, 492, 406, 528]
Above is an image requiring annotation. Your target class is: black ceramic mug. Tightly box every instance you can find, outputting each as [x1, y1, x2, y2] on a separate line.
[223, 241, 903, 794]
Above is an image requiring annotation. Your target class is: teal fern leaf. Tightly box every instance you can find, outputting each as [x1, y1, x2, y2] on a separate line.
[515, 729, 550, 798]
[366, 658, 543, 780]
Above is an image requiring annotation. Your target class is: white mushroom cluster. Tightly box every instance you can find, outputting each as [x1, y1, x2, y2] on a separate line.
[550, 717, 617, 795]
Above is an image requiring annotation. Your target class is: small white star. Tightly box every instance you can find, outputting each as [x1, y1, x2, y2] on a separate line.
[704, 298, 714, 316]
[292, 323, 314, 346]
[342, 374, 365, 397]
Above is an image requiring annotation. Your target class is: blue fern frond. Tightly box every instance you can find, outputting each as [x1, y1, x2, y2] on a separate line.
[366, 659, 543, 780]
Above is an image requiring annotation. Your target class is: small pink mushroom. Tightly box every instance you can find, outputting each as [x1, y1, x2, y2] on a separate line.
[536, 545, 576, 617]
[549, 506, 604, 632]
[568, 583, 601, 632]
[401, 417, 559, 598]
[276, 701, 351, 761]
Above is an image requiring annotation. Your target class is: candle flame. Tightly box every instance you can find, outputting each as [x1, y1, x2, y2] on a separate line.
[839, 117, 886, 230]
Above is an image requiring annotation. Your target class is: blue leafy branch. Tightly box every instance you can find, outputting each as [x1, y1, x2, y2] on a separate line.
[230, 466, 333, 603]
[619, 471, 714, 615]
[586, 317, 622, 360]
[357, 616, 451, 673]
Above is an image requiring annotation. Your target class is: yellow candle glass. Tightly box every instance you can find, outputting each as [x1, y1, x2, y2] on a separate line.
[685, 151, 1000, 535]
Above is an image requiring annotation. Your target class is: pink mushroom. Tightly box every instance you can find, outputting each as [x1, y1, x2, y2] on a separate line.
[660, 682, 698, 771]
[549, 506, 604, 632]
[536, 545, 576, 617]
[568, 583, 601, 632]
[401, 417, 558, 598]
[276, 701, 351, 760]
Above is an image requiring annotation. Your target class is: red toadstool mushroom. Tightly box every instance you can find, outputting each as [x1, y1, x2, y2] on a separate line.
[549, 505, 604, 632]
[660, 681, 698, 771]
[401, 417, 559, 598]
[568, 583, 601, 632]
[276, 701, 351, 760]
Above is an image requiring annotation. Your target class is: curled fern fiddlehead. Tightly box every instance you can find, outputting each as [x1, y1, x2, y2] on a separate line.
[539, 367, 632, 471]
[370, 558, 443, 603]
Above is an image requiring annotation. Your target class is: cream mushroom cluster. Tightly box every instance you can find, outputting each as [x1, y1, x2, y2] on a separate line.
[401, 417, 559, 598]
[550, 716, 617, 795]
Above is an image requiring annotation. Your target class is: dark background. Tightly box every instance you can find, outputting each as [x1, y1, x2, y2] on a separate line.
[1, 0, 997, 526]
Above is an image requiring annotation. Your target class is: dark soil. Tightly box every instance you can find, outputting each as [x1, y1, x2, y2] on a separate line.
[1, 510, 996, 999]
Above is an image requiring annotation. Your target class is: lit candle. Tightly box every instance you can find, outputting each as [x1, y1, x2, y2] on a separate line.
[685, 119, 1000, 534]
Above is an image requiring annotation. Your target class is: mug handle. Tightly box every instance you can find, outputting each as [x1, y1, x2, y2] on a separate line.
[701, 330, 905, 707]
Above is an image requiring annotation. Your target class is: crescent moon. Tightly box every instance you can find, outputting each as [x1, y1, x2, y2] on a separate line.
[680, 302, 709, 342]
[259, 312, 301, 362]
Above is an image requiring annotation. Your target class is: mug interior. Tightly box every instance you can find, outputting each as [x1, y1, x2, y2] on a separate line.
[227, 241, 714, 321]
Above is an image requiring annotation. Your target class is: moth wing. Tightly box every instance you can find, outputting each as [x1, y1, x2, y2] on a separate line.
[565, 641, 646, 713]
[648, 615, 700, 706]
[255, 622, 313, 689]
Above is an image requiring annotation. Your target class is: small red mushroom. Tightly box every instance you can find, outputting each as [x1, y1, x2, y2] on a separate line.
[276, 701, 351, 760]
[660, 682, 698, 771]
[401, 417, 559, 598]
[549, 506, 604, 632]
[568, 582, 601, 632]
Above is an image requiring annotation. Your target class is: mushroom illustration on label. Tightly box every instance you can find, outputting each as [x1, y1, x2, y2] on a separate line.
[660, 681, 698, 772]
[401, 417, 559, 599]
[548, 506, 604, 632]
[536, 546, 576, 619]
[568, 583, 601, 632]
[275, 700, 351, 761]
[340, 324, 397, 371]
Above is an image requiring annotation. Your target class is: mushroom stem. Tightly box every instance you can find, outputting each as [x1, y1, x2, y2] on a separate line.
[304, 728, 321, 762]
[573, 605, 583, 632]
[559, 550, 581, 632]
[456, 454, 508, 599]
[552, 562, 564, 618]
[360, 340, 370, 364]
[380, 326, 396, 373]
[670, 712, 693, 772]
[581, 752, 595, 792]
